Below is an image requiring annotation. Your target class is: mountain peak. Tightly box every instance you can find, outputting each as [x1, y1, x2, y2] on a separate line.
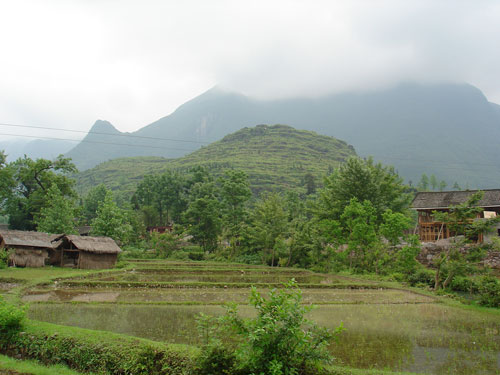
[89, 120, 120, 134]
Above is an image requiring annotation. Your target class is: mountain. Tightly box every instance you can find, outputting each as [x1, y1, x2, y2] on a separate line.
[75, 124, 356, 197]
[0, 138, 75, 162]
[67, 82, 500, 188]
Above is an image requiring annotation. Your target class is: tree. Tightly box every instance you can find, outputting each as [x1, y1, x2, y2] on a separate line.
[133, 171, 187, 225]
[452, 182, 461, 191]
[2, 155, 77, 230]
[91, 191, 134, 244]
[81, 184, 108, 224]
[318, 157, 409, 224]
[379, 209, 412, 246]
[430, 174, 438, 191]
[196, 280, 342, 375]
[246, 193, 288, 266]
[34, 185, 78, 234]
[304, 173, 316, 195]
[418, 174, 429, 191]
[219, 170, 251, 255]
[184, 181, 222, 252]
[340, 198, 378, 270]
[439, 180, 447, 191]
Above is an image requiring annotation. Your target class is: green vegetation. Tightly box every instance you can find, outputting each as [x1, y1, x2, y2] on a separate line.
[76, 125, 356, 197]
[0, 354, 84, 375]
[196, 280, 342, 375]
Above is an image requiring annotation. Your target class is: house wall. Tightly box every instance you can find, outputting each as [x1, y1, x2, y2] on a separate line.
[78, 252, 117, 269]
[8, 247, 48, 267]
[47, 249, 62, 265]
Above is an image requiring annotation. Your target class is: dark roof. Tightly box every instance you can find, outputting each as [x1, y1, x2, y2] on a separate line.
[63, 235, 122, 254]
[0, 230, 59, 249]
[411, 189, 500, 209]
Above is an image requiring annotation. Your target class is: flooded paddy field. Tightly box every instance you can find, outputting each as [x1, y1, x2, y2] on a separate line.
[23, 260, 500, 374]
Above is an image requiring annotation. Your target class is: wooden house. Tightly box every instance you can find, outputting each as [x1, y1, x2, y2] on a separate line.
[411, 189, 500, 242]
[51, 235, 121, 269]
[0, 230, 57, 267]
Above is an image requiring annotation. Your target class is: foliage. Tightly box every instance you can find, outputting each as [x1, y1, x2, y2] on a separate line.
[318, 157, 410, 224]
[0, 354, 84, 375]
[0, 320, 196, 375]
[81, 184, 108, 224]
[34, 184, 79, 234]
[196, 280, 342, 375]
[477, 276, 500, 308]
[0, 296, 25, 340]
[219, 170, 251, 256]
[184, 180, 222, 252]
[2, 155, 77, 230]
[149, 231, 182, 258]
[133, 170, 187, 225]
[244, 193, 289, 266]
[0, 247, 10, 269]
[379, 210, 412, 246]
[90, 191, 135, 244]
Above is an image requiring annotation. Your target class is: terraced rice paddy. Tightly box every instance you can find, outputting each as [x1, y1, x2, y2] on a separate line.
[20, 260, 500, 374]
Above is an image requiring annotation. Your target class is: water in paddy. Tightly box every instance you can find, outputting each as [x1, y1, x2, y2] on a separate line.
[28, 302, 500, 374]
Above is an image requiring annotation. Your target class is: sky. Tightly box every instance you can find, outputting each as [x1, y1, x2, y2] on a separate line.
[1, 0, 500, 139]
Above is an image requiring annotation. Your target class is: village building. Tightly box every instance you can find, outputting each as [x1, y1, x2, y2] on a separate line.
[411, 189, 500, 242]
[51, 235, 121, 269]
[0, 230, 57, 267]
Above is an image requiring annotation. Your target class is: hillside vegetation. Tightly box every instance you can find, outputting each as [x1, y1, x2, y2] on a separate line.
[75, 124, 356, 197]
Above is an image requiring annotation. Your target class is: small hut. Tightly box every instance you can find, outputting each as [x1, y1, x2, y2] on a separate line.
[0, 230, 56, 267]
[53, 235, 121, 269]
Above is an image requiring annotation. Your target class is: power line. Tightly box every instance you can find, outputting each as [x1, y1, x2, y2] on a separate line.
[0, 122, 210, 145]
[0, 133, 199, 153]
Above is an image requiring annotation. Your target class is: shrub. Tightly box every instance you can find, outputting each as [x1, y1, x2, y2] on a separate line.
[196, 279, 343, 375]
[449, 276, 479, 294]
[478, 276, 500, 308]
[407, 267, 435, 287]
[0, 296, 25, 340]
[0, 248, 10, 269]
[0, 321, 195, 375]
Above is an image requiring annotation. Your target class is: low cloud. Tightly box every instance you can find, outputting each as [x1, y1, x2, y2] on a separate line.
[0, 0, 499, 135]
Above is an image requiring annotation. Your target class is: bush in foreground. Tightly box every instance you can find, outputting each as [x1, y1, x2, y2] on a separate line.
[196, 279, 343, 375]
[0, 296, 25, 340]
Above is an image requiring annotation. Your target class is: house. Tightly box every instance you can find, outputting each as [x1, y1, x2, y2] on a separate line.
[51, 235, 121, 269]
[411, 189, 500, 242]
[0, 230, 57, 267]
[147, 225, 173, 234]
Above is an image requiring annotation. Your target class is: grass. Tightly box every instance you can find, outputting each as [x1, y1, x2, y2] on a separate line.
[0, 354, 85, 375]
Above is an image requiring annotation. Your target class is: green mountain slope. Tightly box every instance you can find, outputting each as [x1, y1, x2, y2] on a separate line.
[75, 124, 356, 197]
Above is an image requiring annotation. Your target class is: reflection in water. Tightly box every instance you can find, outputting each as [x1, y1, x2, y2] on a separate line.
[28, 303, 500, 374]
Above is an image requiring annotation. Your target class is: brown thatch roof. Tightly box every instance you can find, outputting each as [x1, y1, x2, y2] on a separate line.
[412, 189, 500, 210]
[0, 230, 59, 249]
[64, 235, 122, 254]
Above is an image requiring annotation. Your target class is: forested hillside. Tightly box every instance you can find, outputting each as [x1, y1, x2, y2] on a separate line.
[75, 125, 356, 197]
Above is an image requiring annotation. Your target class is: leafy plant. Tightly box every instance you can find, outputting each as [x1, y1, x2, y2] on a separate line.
[196, 279, 343, 375]
[477, 276, 500, 308]
[0, 296, 25, 340]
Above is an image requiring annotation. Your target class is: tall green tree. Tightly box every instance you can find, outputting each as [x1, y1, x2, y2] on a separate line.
[219, 170, 251, 255]
[317, 156, 409, 224]
[81, 184, 108, 224]
[418, 174, 429, 191]
[430, 174, 438, 191]
[245, 193, 288, 266]
[3, 155, 77, 230]
[91, 191, 134, 244]
[184, 181, 222, 252]
[35, 185, 78, 234]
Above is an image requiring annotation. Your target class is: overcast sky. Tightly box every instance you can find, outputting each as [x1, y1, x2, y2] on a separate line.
[1, 0, 500, 139]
